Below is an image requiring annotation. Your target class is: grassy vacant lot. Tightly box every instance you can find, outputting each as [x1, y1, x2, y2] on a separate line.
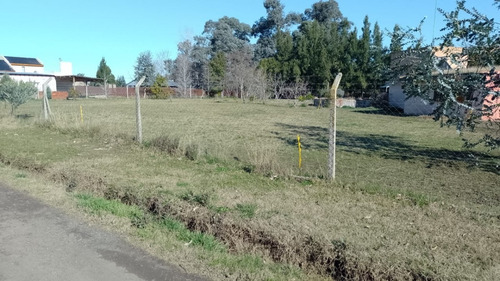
[0, 98, 498, 280]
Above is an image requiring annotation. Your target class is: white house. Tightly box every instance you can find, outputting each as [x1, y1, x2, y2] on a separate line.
[388, 47, 467, 115]
[1, 56, 101, 98]
[0, 55, 57, 93]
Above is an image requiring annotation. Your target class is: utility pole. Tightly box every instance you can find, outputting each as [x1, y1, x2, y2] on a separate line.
[135, 76, 146, 143]
[328, 73, 342, 181]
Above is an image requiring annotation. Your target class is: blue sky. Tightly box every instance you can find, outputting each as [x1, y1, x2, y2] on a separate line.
[2, 0, 497, 81]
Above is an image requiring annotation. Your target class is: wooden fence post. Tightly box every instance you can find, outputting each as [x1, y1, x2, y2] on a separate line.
[328, 73, 342, 181]
[135, 76, 146, 143]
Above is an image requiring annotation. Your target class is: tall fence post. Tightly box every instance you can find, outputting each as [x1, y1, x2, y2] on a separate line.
[41, 78, 52, 121]
[135, 76, 146, 143]
[328, 73, 342, 181]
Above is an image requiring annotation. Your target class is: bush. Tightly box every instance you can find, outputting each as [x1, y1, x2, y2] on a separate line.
[68, 88, 79, 99]
[298, 93, 315, 102]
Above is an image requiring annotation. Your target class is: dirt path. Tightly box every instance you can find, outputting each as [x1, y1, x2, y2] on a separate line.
[0, 183, 207, 281]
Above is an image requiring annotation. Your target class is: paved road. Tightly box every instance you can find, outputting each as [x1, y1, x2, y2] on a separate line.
[0, 183, 206, 281]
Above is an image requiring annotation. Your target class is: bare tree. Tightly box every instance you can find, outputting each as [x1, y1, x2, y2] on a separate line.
[283, 80, 308, 99]
[247, 68, 270, 101]
[225, 49, 254, 101]
[174, 40, 193, 97]
[153, 50, 170, 79]
[267, 74, 286, 99]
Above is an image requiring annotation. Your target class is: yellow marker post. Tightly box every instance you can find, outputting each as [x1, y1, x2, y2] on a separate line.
[80, 105, 83, 123]
[297, 135, 302, 169]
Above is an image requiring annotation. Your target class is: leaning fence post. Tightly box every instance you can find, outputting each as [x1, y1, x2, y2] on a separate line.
[41, 78, 52, 121]
[328, 73, 342, 181]
[135, 76, 146, 143]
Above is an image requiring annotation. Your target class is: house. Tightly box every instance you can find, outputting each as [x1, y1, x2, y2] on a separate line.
[0, 55, 57, 93]
[482, 71, 500, 121]
[0, 55, 100, 99]
[51, 61, 100, 94]
[388, 47, 477, 116]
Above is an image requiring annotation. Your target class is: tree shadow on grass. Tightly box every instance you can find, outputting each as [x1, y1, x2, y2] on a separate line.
[274, 122, 499, 175]
[351, 106, 406, 117]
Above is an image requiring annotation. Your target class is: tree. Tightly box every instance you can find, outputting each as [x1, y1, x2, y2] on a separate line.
[0, 75, 15, 108]
[356, 15, 371, 93]
[191, 35, 211, 91]
[96, 57, 115, 97]
[246, 68, 271, 101]
[369, 22, 387, 92]
[296, 21, 331, 96]
[392, 0, 500, 150]
[252, 0, 302, 60]
[203, 16, 252, 54]
[209, 51, 226, 96]
[174, 40, 193, 98]
[390, 24, 403, 53]
[225, 48, 255, 101]
[0, 75, 37, 115]
[116, 75, 126, 87]
[153, 50, 170, 78]
[134, 51, 156, 86]
[304, 0, 343, 23]
[150, 74, 170, 99]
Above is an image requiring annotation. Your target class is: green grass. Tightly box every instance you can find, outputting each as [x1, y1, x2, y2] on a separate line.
[235, 203, 258, 218]
[0, 98, 498, 280]
[75, 193, 144, 218]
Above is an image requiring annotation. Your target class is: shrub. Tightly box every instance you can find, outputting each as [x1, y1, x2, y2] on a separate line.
[298, 93, 315, 102]
[68, 88, 79, 99]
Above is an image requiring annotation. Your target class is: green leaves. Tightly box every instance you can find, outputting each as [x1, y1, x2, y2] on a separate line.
[0, 75, 37, 115]
[96, 57, 115, 85]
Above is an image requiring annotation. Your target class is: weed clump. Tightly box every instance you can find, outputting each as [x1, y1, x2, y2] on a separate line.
[235, 203, 257, 218]
[148, 135, 180, 155]
[179, 190, 212, 207]
[184, 143, 198, 160]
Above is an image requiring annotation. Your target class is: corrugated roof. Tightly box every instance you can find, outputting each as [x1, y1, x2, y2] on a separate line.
[0, 59, 14, 72]
[4, 56, 43, 66]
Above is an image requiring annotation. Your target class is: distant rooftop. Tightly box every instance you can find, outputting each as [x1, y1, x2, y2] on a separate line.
[4, 56, 43, 67]
[0, 59, 14, 72]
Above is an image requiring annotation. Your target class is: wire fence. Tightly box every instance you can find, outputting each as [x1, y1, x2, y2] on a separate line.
[36, 79, 499, 206]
